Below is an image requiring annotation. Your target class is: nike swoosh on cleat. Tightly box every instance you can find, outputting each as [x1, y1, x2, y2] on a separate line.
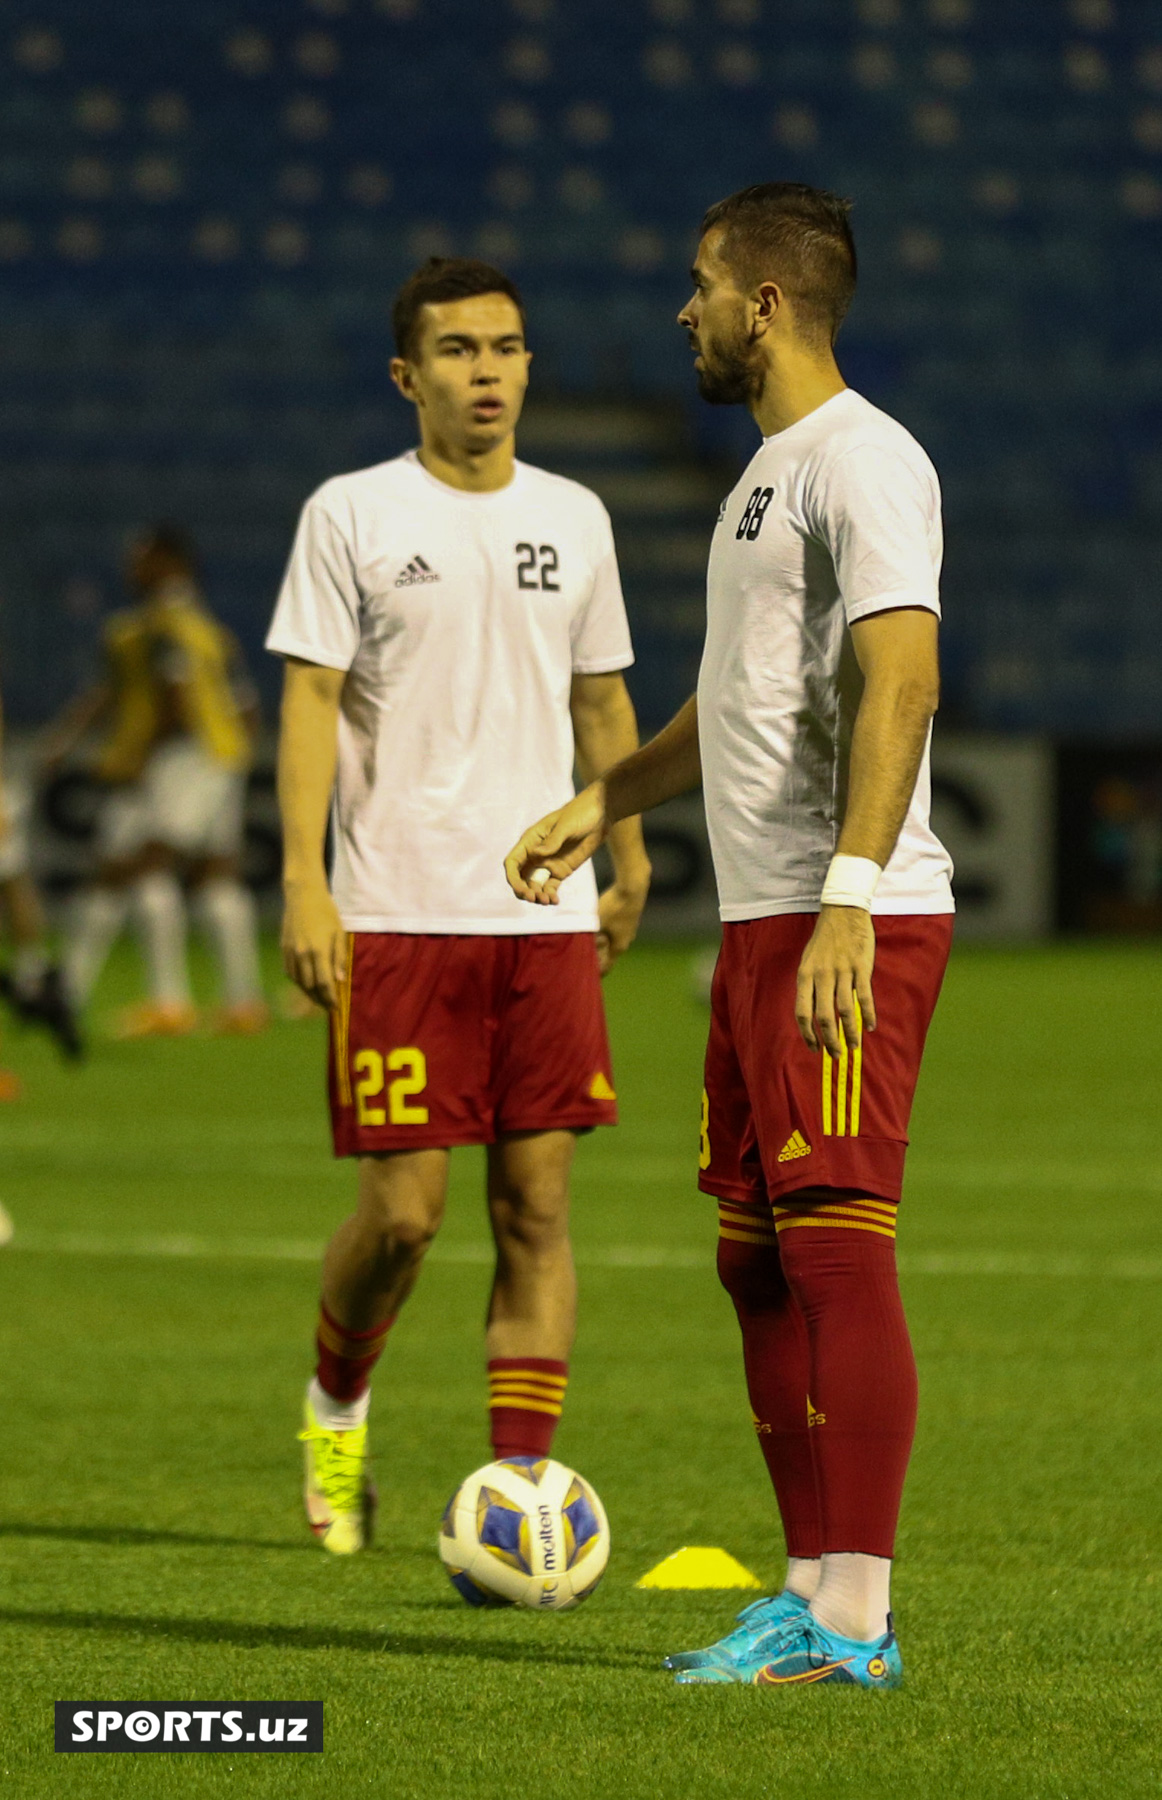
[754, 1658, 855, 1685]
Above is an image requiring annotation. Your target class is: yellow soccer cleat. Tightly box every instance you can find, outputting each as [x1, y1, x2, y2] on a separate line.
[298, 1395, 376, 1555]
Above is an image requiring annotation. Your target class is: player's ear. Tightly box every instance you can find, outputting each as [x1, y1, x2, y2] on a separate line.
[751, 279, 783, 338]
[389, 357, 419, 404]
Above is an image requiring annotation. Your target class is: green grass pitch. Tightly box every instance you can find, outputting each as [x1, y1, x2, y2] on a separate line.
[0, 937, 1159, 1798]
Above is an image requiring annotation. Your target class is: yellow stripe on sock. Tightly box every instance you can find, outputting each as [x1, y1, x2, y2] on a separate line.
[717, 1205, 777, 1229]
[772, 1203, 897, 1222]
[488, 1395, 564, 1416]
[488, 1367, 569, 1383]
[489, 1372, 568, 1392]
[489, 1380, 568, 1401]
[773, 1198, 897, 1218]
[773, 1215, 896, 1239]
[490, 1394, 566, 1413]
[775, 1200, 895, 1224]
[490, 1375, 565, 1389]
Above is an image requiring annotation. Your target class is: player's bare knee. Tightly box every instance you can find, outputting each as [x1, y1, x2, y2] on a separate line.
[357, 1196, 443, 1269]
[381, 1209, 442, 1260]
[489, 1185, 570, 1259]
[357, 1155, 446, 1256]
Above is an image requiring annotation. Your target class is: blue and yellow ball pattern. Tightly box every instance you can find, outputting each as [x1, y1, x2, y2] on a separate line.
[439, 1457, 610, 1611]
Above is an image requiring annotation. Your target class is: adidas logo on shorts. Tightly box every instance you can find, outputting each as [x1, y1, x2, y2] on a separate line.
[777, 1129, 812, 1164]
[394, 555, 440, 587]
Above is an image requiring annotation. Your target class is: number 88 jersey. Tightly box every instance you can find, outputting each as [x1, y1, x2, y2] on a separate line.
[697, 388, 954, 924]
[267, 450, 633, 936]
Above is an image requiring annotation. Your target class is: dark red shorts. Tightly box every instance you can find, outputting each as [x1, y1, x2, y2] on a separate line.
[699, 913, 953, 1206]
[328, 932, 617, 1156]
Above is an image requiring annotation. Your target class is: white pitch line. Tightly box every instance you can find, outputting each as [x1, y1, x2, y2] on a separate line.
[1, 1231, 1161, 1278]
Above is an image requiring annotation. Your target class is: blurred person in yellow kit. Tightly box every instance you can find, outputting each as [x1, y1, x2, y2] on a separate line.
[46, 526, 267, 1036]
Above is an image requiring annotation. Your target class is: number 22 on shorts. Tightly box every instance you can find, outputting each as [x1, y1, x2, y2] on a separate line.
[353, 1047, 430, 1126]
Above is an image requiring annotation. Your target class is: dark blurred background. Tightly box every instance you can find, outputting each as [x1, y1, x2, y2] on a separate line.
[1, 0, 1160, 931]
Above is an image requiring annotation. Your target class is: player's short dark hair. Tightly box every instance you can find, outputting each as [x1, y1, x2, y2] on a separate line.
[131, 523, 199, 578]
[392, 257, 527, 362]
[700, 183, 857, 347]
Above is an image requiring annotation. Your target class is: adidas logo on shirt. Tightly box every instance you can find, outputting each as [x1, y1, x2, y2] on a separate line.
[394, 555, 440, 587]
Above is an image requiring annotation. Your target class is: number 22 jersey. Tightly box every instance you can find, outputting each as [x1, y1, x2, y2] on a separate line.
[266, 450, 634, 934]
[697, 388, 954, 923]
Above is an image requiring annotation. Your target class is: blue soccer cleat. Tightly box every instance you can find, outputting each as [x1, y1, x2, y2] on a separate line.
[663, 1589, 811, 1674]
[674, 1612, 904, 1688]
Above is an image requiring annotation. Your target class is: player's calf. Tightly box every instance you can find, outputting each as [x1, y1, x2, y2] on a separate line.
[484, 1134, 576, 1460]
[300, 1151, 446, 1552]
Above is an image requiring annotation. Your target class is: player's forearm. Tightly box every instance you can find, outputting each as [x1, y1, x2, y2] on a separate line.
[277, 661, 343, 890]
[570, 679, 651, 890]
[836, 670, 938, 870]
[600, 695, 702, 828]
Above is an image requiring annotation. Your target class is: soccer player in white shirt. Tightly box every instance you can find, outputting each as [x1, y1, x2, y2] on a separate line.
[267, 258, 650, 1555]
[506, 185, 953, 1687]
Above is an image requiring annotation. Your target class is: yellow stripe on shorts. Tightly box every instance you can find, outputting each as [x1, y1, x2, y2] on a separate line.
[821, 996, 862, 1139]
[333, 936, 354, 1107]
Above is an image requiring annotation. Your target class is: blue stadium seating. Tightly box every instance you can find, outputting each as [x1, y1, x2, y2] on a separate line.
[0, 0, 1159, 734]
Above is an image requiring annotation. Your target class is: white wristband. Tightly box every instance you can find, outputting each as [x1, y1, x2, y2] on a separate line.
[820, 854, 882, 911]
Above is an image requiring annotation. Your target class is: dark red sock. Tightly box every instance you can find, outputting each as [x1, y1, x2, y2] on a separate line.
[774, 1199, 917, 1558]
[315, 1303, 394, 1403]
[487, 1358, 568, 1459]
[716, 1201, 822, 1560]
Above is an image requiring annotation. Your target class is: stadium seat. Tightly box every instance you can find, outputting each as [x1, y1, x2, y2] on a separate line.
[0, 0, 1156, 731]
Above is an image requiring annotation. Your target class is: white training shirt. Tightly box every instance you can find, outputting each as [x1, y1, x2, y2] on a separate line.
[266, 450, 634, 933]
[698, 388, 954, 921]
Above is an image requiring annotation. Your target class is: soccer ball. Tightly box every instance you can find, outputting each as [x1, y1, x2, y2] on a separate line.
[439, 1455, 609, 1611]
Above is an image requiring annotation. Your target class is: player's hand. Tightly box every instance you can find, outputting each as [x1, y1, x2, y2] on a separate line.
[281, 879, 348, 1010]
[505, 782, 608, 904]
[795, 905, 877, 1056]
[596, 873, 650, 975]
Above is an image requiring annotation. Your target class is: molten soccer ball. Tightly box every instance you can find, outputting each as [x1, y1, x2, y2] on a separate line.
[439, 1455, 609, 1611]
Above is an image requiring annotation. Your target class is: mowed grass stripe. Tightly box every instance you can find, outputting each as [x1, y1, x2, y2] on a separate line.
[6, 1230, 1162, 1280]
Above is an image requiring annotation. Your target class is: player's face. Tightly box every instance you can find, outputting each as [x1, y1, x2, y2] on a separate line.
[127, 540, 187, 599]
[677, 231, 764, 406]
[393, 294, 531, 453]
